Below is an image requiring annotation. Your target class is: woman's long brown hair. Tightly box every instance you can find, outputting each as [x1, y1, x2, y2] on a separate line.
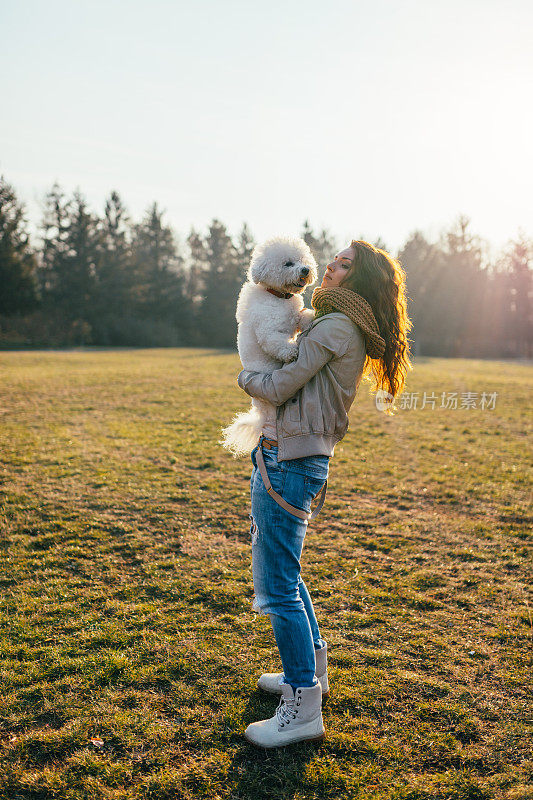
[340, 240, 413, 414]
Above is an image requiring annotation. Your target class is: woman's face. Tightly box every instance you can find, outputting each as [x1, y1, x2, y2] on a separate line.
[320, 246, 355, 288]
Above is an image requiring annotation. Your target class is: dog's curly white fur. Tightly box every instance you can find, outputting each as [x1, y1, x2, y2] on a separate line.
[220, 236, 318, 456]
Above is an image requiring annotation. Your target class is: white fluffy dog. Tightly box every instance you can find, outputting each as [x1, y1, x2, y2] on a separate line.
[220, 236, 318, 457]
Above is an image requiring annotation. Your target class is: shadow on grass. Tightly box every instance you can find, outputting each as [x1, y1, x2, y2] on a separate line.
[225, 689, 328, 800]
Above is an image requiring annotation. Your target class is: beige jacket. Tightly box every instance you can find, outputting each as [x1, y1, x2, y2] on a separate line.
[237, 312, 367, 461]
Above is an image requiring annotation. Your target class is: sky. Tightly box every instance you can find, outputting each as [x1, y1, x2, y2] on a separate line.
[2, 0, 532, 257]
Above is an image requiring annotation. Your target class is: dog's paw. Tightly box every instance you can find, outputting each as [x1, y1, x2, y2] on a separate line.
[278, 343, 299, 363]
[297, 309, 315, 332]
[298, 320, 314, 333]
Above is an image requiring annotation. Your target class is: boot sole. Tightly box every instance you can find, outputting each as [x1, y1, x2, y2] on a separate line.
[244, 731, 325, 749]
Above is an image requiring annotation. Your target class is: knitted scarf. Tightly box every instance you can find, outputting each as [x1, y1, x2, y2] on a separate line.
[310, 286, 386, 360]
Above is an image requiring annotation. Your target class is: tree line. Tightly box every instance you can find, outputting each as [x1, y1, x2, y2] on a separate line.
[0, 176, 531, 358]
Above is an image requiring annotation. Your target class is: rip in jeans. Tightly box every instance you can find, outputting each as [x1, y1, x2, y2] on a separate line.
[249, 514, 268, 615]
[249, 513, 259, 546]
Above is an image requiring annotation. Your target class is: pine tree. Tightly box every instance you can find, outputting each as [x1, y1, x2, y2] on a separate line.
[302, 219, 319, 256]
[37, 186, 99, 343]
[185, 228, 208, 306]
[439, 215, 486, 357]
[301, 219, 337, 266]
[301, 220, 337, 302]
[131, 202, 185, 321]
[40, 186, 99, 317]
[183, 228, 209, 346]
[500, 234, 533, 358]
[98, 191, 133, 308]
[39, 182, 70, 301]
[198, 219, 245, 347]
[0, 177, 39, 315]
[398, 231, 444, 357]
[399, 218, 489, 357]
[86, 191, 137, 344]
[65, 190, 99, 320]
[236, 222, 255, 272]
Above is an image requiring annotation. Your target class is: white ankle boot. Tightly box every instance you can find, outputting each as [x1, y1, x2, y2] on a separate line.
[257, 641, 330, 698]
[244, 680, 324, 748]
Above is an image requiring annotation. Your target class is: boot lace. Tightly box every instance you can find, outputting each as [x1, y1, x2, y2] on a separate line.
[276, 694, 301, 728]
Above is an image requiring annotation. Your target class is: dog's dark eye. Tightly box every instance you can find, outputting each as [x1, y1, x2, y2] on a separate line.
[284, 261, 294, 267]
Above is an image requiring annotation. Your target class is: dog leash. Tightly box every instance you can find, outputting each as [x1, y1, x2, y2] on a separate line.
[255, 443, 327, 522]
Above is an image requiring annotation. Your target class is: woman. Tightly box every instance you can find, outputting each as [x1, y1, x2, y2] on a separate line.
[237, 240, 412, 748]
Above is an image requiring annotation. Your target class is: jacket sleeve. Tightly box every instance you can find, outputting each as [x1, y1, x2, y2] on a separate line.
[237, 320, 353, 406]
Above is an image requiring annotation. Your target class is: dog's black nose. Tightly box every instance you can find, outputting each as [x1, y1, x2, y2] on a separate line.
[301, 267, 309, 276]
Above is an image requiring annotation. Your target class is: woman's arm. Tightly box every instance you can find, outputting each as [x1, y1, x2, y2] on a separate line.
[237, 317, 354, 406]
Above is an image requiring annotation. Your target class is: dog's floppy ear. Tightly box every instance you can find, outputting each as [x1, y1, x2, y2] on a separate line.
[248, 256, 267, 284]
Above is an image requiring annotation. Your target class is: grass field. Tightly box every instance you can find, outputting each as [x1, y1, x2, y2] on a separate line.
[0, 348, 531, 800]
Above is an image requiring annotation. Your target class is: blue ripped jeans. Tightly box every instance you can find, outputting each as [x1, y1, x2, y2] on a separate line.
[249, 435, 330, 691]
